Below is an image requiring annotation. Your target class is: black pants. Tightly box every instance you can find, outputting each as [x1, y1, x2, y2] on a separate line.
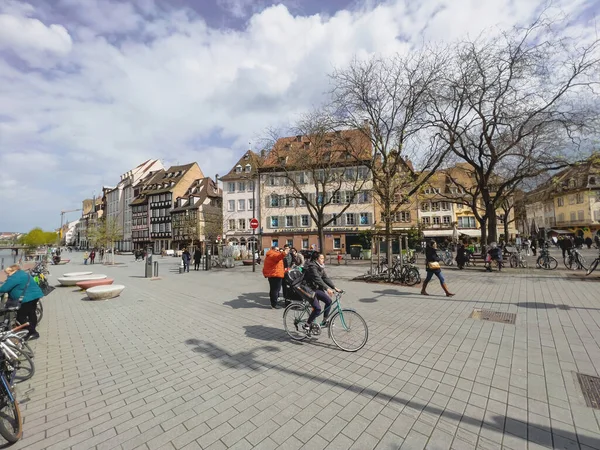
[194, 261, 200, 270]
[307, 290, 333, 324]
[17, 299, 38, 334]
[268, 277, 282, 307]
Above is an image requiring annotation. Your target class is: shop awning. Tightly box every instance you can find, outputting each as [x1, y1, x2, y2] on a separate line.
[423, 230, 454, 237]
[457, 229, 481, 237]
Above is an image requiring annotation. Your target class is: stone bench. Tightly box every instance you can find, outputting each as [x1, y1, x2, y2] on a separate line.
[63, 271, 93, 277]
[57, 274, 107, 286]
[76, 278, 115, 290]
[86, 285, 125, 300]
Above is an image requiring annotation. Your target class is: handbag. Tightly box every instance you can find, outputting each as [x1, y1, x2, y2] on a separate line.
[427, 261, 441, 270]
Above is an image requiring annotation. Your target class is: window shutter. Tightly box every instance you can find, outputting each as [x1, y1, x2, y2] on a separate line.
[368, 213, 373, 225]
[279, 216, 284, 228]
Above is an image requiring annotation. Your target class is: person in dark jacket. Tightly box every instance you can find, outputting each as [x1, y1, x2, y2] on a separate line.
[455, 242, 466, 270]
[193, 249, 202, 271]
[0, 265, 44, 340]
[421, 241, 454, 297]
[282, 244, 293, 270]
[182, 249, 191, 272]
[303, 253, 341, 331]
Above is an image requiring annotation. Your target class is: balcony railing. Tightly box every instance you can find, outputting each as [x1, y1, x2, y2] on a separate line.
[555, 219, 589, 227]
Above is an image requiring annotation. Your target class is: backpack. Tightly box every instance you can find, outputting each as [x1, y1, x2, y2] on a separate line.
[284, 268, 304, 287]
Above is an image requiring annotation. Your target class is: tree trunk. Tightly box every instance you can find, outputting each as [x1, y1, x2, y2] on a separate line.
[480, 219, 487, 256]
[487, 207, 498, 244]
[385, 204, 393, 282]
[317, 214, 325, 254]
[503, 217, 509, 243]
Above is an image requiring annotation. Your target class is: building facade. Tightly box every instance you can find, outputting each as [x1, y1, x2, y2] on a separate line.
[259, 130, 375, 253]
[220, 150, 262, 252]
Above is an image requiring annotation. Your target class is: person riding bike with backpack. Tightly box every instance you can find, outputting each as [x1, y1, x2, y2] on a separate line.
[302, 253, 341, 332]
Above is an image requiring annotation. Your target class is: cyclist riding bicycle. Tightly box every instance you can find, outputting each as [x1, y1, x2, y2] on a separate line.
[302, 253, 341, 332]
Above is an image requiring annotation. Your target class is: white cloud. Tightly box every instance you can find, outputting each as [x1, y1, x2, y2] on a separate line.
[0, 0, 595, 231]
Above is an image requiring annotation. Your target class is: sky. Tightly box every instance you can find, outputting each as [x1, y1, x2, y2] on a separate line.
[0, 0, 597, 232]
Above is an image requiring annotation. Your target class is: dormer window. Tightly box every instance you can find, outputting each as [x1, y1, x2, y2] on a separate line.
[590, 177, 596, 185]
[569, 178, 576, 188]
[245, 164, 251, 172]
[235, 165, 242, 173]
[278, 156, 287, 165]
[295, 135, 302, 142]
[244, 153, 250, 160]
[303, 142, 310, 150]
[325, 140, 332, 148]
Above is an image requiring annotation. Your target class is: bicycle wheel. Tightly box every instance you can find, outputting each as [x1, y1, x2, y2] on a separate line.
[329, 310, 368, 352]
[11, 349, 34, 383]
[586, 259, 599, 276]
[0, 391, 21, 444]
[283, 303, 309, 341]
[542, 256, 558, 270]
[405, 268, 420, 286]
[510, 255, 517, 268]
[564, 256, 574, 270]
[577, 256, 587, 271]
[520, 259, 528, 269]
[36, 301, 43, 324]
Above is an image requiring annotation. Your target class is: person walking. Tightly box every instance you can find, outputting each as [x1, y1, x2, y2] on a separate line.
[290, 248, 304, 268]
[193, 248, 202, 271]
[182, 248, 191, 273]
[262, 245, 290, 309]
[83, 251, 89, 265]
[455, 241, 466, 270]
[89, 250, 96, 265]
[0, 264, 44, 340]
[421, 241, 454, 297]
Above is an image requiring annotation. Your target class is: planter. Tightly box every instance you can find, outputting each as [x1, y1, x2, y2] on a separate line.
[361, 249, 372, 260]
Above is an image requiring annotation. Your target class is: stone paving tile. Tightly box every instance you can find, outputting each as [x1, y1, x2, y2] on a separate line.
[8, 256, 600, 449]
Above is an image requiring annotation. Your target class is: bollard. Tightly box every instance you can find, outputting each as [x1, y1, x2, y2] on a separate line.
[179, 260, 184, 274]
[153, 261, 159, 277]
[0, 258, 3, 270]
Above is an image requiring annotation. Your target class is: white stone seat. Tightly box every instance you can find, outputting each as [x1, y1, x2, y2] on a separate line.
[86, 285, 125, 300]
[57, 274, 108, 286]
[63, 272, 93, 277]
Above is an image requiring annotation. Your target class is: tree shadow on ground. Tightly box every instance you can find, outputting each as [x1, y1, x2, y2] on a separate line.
[370, 291, 599, 311]
[224, 292, 272, 309]
[359, 288, 415, 303]
[183, 339, 596, 449]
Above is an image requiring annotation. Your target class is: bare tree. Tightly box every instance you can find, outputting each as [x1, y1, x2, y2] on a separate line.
[262, 110, 372, 252]
[87, 217, 122, 264]
[330, 51, 451, 265]
[429, 18, 600, 243]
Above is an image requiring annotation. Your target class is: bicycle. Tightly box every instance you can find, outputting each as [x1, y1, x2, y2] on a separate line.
[392, 263, 421, 286]
[283, 291, 368, 352]
[440, 249, 453, 266]
[509, 250, 528, 269]
[564, 248, 587, 271]
[586, 246, 600, 276]
[536, 245, 558, 270]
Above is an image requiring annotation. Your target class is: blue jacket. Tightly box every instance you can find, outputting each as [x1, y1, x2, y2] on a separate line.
[0, 270, 44, 303]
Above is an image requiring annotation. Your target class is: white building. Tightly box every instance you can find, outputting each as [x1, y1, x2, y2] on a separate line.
[220, 150, 262, 252]
[64, 219, 80, 246]
[106, 159, 164, 251]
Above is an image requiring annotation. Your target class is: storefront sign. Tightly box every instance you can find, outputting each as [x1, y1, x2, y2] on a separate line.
[267, 227, 360, 233]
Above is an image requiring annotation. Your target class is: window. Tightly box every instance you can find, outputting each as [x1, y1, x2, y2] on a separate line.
[296, 172, 306, 184]
[285, 216, 294, 227]
[270, 216, 279, 227]
[422, 217, 431, 225]
[238, 219, 246, 230]
[248, 199, 254, 211]
[441, 202, 450, 211]
[346, 213, 355, 225]
[301, 215, 309, 227]
[576, 192, 584, 204]
[159, 223, 165, 232]
[330, 192, 341, 204]
[235, 165, 242, 173]
[302, 238, 309, 249]
[268, 176, 276, 186]
[284, 196, 294, 207]
[433, 216, 441, 225]
[286, 239, 293, 247]
[578, 210, 584, 221]
[557, 197, 564, 206]
[456, 203, 463, 210]
[245, 164, 251, 173]
[344, 191, 355, 203]
[421, 203, 430, 212]
[297, 196, 306, 206]
[333, 238, 341, 249]
[569, 195, 575, 205]
[228, 219, 236, 230]
[238, 199, 245, 211]
[397, 211, 411, 222]
[248, 181, 255, 191]
[590, 177, 596, 185]
[357, 167, 369, 179]
[165, 223, 172, 232]
[431, 202, 440, 211]
[152, 224, 159, 232]
[570, 212, 576, 221]
[228, 200, 235, 212]
[359, 213, 370, 225]
[272, 239, 278, 247]
[558, 213, 565, 222]
[228, 182, 235, 193]
[331, 213, 339, 226]
[443, 216, 451, 224]
[358, 191, 370, 203]
[237, 182, 246, 192]
[270, 194, 279, 207]
[344, 168, 355, 181]
[457, 216, 476, 228]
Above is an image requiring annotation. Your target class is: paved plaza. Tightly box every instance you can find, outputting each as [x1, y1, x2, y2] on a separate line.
[12, 251, 600, 449]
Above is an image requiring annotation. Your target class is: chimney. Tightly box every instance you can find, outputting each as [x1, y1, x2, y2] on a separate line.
[260, 150, 266, 158]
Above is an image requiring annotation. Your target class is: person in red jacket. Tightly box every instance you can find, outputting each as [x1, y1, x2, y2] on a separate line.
[262, 245, 290, 309]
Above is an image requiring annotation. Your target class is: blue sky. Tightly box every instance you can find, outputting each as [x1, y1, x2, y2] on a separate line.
[0, 0, 596, 231]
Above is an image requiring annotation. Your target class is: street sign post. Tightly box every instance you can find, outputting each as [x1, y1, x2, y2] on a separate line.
[250, 218, 259, 272]
[250, 218, 259, 229]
